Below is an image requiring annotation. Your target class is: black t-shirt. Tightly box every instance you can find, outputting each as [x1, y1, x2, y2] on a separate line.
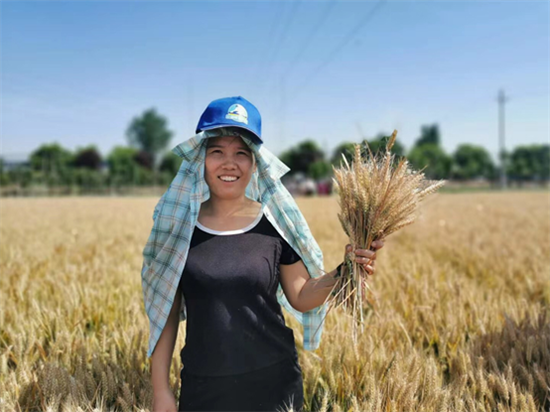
[179, 211, 302, 377]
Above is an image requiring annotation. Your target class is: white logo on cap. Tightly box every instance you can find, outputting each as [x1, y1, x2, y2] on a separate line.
[225, 104, 248, 125]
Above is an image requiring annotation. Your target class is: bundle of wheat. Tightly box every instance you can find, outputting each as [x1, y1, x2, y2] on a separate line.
[323, 129, 446, 343]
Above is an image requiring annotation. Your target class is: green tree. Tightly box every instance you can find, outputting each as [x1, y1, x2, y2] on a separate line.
[29, 143, 74, 186]
[331, 142, 356, 166]
[451, 144, 495, 180]
[414, 124, 441, 147]
[74, 145, 102, 170]
[407, 143, 451, 180]
[126, 108, 174, 172]
[73, 169, 105, 192]
[508, 144, 550, 185]
[159, 151, 183, 177]
[533, 144, 550, 182]
[362, 133, 406, 158]
[8, 166, 33, 188]
[134, 167, 155, 185]
[0, 158, 9, 186]
[279, 140, 325, 175]
[308, 160, 332, 180]
[107, 146, 140, 187]
[134, 150, 154, 170]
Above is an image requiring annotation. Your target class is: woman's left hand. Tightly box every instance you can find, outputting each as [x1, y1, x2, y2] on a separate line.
[345, 238, 385, 277]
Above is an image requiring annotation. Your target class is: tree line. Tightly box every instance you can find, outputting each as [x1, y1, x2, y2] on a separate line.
[1, 109, 548, 195]
[0, 109, 182, 195]
[281, 125, 549, 185]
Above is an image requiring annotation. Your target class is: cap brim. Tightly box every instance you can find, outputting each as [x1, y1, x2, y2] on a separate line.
[197, 124, 262, 145]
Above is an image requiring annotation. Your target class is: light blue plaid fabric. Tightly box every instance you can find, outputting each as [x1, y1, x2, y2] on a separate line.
[141, 131, 328, 358]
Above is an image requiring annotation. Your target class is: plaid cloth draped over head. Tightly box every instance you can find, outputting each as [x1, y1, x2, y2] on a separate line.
[141, 129, 328, 358]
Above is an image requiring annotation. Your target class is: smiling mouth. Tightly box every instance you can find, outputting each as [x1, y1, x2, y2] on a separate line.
[218, 176, 239, 182]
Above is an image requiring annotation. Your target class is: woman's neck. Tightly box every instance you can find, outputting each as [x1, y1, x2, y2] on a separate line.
[201, 196, 253, 218]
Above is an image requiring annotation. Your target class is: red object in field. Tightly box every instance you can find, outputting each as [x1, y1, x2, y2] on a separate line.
[317, 180, 331, 195]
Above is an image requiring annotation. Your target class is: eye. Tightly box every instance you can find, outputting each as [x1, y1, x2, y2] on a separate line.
[237, 151, 249, 156]
[209, 149, 222, 154]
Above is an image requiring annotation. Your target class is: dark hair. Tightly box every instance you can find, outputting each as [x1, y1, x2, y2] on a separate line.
[203, 127, 257, 144]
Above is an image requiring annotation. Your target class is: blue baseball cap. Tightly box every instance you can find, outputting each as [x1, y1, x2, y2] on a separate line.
[196, 96, 263, 145]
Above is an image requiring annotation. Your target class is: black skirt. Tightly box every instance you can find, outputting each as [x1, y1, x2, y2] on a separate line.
[178, 356, 304, 412]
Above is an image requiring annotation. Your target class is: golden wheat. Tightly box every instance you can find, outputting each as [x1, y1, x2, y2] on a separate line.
[328, 130, 446, 345]
[0, 193, 548, 411]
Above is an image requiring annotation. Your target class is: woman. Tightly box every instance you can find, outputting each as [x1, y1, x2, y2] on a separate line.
[141, 96, 385, 412]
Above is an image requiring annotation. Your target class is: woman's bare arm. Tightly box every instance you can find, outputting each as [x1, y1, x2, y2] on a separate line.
[281, 242, 384, 313]
[151, 282, 182, 394]
[280, 260, 339, 313]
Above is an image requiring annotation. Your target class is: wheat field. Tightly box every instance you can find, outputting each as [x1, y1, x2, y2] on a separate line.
[0, 192, 549, 412]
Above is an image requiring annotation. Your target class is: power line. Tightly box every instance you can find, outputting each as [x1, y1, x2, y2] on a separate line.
[281, 0, 387, 108]
[256, 0, 302, 95]
[265, 0, 337, 95]
[253, 1, 288, 92]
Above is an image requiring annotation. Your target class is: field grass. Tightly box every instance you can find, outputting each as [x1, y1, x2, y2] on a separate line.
[0, 193, 548, 411]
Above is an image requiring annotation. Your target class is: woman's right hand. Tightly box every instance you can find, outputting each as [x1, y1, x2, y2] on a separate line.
[152, 387, 178, 412]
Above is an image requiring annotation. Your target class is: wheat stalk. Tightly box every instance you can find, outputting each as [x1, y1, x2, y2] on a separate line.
[326, 129, 446, 343]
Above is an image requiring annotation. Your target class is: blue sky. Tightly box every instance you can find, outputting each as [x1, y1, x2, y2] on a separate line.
[1, 0, 548, 163]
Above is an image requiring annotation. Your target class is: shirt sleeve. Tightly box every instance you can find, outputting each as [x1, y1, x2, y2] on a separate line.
[280, 238, 302, 265]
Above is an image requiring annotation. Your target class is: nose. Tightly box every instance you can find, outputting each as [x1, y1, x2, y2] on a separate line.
[221, 155, 237, 169]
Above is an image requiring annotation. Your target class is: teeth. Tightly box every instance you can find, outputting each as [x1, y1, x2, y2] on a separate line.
[220, 176, 238, 182]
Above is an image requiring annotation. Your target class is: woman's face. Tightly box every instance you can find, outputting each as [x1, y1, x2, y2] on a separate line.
[204, 135, 256, 200]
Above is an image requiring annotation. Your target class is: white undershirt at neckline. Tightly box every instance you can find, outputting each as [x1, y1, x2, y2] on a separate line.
[196, 207, 264, 236]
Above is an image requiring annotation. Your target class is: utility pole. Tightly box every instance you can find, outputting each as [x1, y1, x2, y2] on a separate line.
[497, 88, 509, 190]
